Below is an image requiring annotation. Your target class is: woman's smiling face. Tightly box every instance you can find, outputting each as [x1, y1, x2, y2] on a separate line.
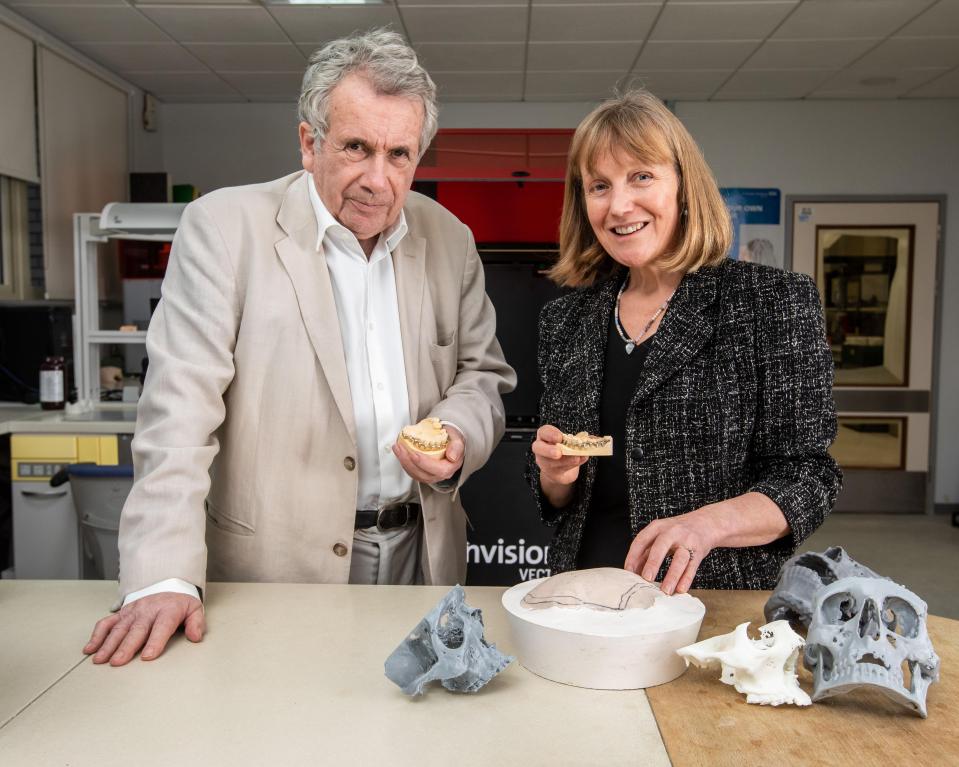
[581, 149, 681, 271]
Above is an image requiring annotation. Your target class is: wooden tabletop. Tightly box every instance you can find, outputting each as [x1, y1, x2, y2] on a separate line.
[647, 590, 958, 767]
[0, 582, 954, 766]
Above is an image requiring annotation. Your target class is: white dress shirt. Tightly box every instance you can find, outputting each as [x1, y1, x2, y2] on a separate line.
[308, 177, 415, 510]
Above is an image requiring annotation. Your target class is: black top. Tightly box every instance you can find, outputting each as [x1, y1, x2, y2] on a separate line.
[576, 315, 651, 569]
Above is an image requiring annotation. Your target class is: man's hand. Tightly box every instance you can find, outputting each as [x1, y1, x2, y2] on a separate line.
[83, 592, 205, 666]
[393, 424, 465, 484]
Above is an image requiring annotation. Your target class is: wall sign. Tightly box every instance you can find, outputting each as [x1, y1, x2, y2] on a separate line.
[721, 188, 783, 269]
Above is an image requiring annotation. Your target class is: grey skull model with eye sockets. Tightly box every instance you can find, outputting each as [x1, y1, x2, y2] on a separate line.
[804, 576, 940, 718]
[764, 547, 886, 629]
[384, 585, 514, 696]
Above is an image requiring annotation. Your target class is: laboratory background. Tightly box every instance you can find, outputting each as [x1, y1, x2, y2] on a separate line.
[0, 1, 957, 765]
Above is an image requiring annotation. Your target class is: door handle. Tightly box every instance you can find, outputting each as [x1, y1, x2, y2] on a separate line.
[20, 489, 69, 499]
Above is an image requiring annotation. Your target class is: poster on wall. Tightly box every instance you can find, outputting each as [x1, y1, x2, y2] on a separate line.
[720, 188, 783, 269]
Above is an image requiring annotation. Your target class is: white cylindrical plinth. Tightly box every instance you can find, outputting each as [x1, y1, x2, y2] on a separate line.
[502, 577, 706, 690]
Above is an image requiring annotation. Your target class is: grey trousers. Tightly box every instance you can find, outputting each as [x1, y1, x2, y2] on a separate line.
[348, 519, 423, 585]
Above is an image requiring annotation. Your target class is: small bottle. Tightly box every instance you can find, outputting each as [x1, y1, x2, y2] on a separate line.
[39, 356, 65, 411]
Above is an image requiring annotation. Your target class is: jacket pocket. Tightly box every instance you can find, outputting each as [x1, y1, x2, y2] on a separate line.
[429, 329, 458, 392]
[205, 500, 255, 536]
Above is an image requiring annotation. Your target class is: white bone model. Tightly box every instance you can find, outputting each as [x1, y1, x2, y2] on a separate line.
[677, 620, 811, 707]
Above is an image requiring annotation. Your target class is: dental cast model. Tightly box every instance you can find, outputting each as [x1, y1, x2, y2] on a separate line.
[559, 431, 613, 456]
[677, 620, 811, 707]
[399, 417, 449, 458]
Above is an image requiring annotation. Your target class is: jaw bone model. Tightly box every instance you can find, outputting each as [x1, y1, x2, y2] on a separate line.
[765, 546, 885, 630]
[677, 620, 811, 707]
[804, 576, 940, 718]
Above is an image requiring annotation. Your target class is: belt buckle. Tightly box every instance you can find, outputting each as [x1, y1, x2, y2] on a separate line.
[376, 504, 409, 532]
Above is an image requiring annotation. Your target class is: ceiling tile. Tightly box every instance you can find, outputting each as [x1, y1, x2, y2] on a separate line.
[854, 36, 959, 69]
[402, 5, 528, 43]
[714, 68, 836, 98]
[811, 63, 948, 97]
[75, 42, 206, 73]
[268, 5, 403, 44]
[773, 0, 935, 39]
[530, 3, 660, 42]
[636, 40, 756, 69]
[525, 70, 625, 98]
[138, 6, 288, 43]
[633, 68, 730, 94]
[157, 93, 247, 103]
[528, 41, 640, 70]
[125, 70, 242, 97]
[7, 5, 170, 43]
[430, 71, 524, 99]
[415, 43, 525, 72]
[530, 0, 662, 3]
[399, 0, 526, 4]
[134, 0, 254, 4]
[904, 67, 959, 97]
[745, 38, 880, 69]
[218, 71, 303, 98]
[899, 0, 959, 35]
[652, 2, 797, 41]
[8, 0, 128, 5]
[186, 43, 307, 71]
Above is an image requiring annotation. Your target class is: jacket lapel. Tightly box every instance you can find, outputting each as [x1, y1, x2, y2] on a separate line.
[275, 173, 357, 445]
[392, 233, 426, 421]
[632, 265, 719, 404]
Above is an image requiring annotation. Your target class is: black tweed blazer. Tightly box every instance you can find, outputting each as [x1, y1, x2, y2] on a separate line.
[526, 259, 842, 590]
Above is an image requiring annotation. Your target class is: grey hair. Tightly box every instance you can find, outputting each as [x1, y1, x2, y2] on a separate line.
[298, 27, 438, 160]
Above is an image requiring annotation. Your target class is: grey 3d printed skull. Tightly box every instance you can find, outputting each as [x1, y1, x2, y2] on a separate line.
[765, 547, 885, 629]
[384, 585, 514, 696]
[804, 576, 940, 717]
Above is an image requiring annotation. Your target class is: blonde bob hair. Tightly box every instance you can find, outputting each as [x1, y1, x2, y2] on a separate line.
[550, 90, 732, 287]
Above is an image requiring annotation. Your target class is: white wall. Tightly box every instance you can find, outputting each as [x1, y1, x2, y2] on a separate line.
[161, 98, 959, 505]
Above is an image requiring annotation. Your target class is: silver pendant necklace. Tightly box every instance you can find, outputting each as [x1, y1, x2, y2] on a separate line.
[614, 276, 675, 355]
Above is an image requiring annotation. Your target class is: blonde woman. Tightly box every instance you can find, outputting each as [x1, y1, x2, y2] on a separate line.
[528, 91, 841, 593]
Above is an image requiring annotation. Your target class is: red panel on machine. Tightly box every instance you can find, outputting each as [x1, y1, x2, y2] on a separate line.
[436, 181, 564, 243]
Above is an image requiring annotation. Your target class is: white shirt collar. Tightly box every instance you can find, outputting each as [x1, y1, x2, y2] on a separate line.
[307, 173, 408, 258]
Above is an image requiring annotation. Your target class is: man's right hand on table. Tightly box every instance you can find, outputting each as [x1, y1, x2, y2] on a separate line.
[83, 592, 205, 666]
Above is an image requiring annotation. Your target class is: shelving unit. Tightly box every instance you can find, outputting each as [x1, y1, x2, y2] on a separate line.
[72, 204, 184, 405]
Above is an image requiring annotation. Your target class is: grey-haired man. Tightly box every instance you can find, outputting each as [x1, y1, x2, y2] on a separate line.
[84, 28, 515, 666]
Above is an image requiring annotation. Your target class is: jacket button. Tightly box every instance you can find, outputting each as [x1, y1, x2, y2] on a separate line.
[333, 542, 348, 557]
[631, 446, 644, 460]
[343, 456, 356, 471]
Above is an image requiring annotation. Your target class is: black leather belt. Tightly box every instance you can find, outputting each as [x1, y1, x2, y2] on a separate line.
[355, 503, 420, 531]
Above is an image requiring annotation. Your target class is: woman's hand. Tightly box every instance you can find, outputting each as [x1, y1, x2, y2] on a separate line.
[532, 424, 587, 508]
[624, 509, 719, 595]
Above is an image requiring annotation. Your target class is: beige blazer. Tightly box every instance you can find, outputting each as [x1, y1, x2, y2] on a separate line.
[118, 171, 515, 597]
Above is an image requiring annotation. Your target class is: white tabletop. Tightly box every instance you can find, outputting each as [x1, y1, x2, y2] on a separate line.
[0, 582, 670, 767]
[0, 581, 118, 727]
